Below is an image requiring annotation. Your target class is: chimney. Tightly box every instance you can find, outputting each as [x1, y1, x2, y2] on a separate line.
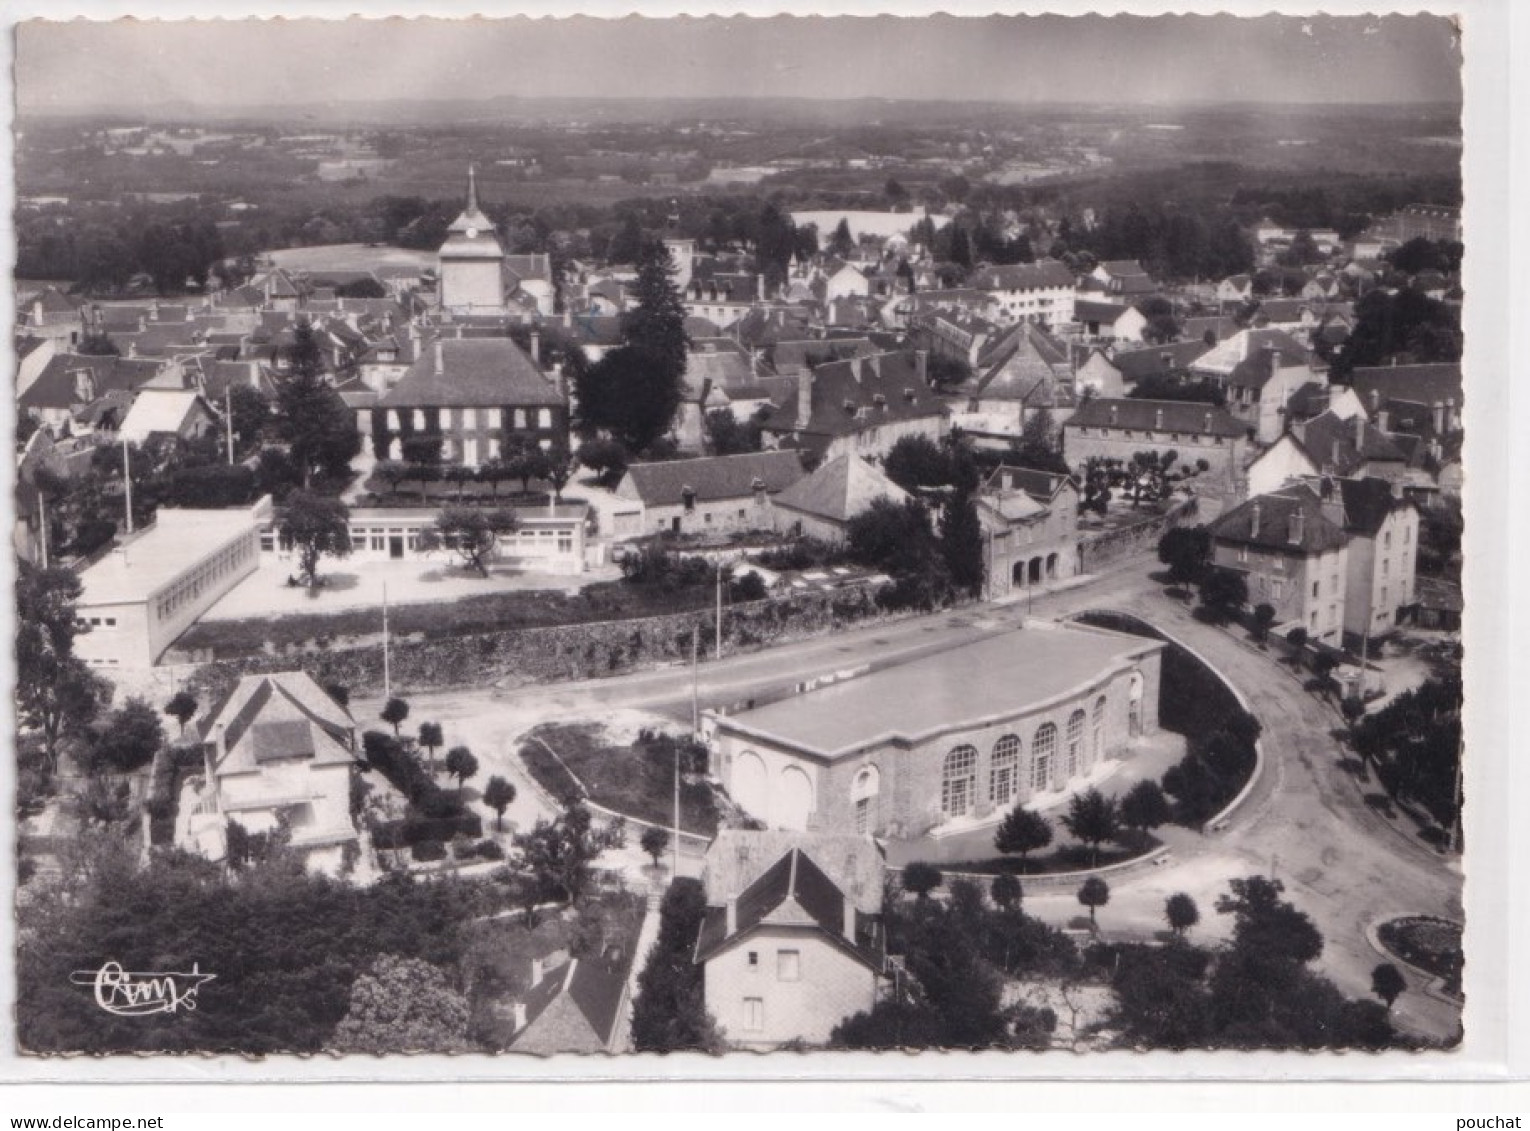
[851, 356, 864, 384]
[1250, 502, 1261, 539]
[562, 310, 571, 329]
[1109, 404, 1118, 427]
[843, 900, 857, 941]
[1354, 414, 1365, 448]
[529, 329, 541, 367]
[512, 1001, 527, 1031]
[796, 369, 813, 430]
[725, 896, 738, 937]
[1154, 408, 1164, 430]
[127, 341, 138, 359]
[915, 348, 929, 387]
[751, 477, 767, 506]
[756, 274, 765, 302]
[1432, 400, 1446, 434]
[869, 354, 882, 381]
[531, 957, 544, 985]
[1377, 408, 1389, 432]
[1288, 509, 1304, 545]
[1332, 440, 1343, 469]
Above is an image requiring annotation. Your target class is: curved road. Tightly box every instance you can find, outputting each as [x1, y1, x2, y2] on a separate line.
[353, 552, 1463, 1042]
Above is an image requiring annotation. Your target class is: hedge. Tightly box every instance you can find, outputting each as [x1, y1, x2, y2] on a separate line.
[373, 813, 483, 850]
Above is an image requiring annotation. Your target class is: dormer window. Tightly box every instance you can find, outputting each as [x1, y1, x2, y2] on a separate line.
[681, 486, 696, 513]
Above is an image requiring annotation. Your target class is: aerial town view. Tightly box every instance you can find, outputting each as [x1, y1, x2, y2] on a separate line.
[11, 14, 1468, 1059]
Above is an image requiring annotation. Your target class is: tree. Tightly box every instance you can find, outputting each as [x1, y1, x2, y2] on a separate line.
[990, 873, 1023, 911]
[418, 507, 517, 577]
[78, 331, 120, 357]
[1077, 876, 1110, 927]
[901, 862, 943, 901]
[640, 826, 671, 868]
[1199, 566, 1249, 623]
[226, 385, 270, 451]
[829, 217, 855, 258]
[1252, 602, 1277, 642]
[939, 486, 984, 598]
[1120, 779, 1171, 840]
[164, 690, 199, 736]
[1009, 409, 1069, 476]
[575, 238, 690, 452]
[1157, 525, 1212, 589]
[925, 354, 972, 392]
[330, 954, 471, 1054]
[705, 409, 761, 456]
[444, 746, 479, 795]
[416, 721, 443, 773]
[481, 775, 516, 832]
[994, 805, 1053, 869]
[511, 802, 625, 906]
[500, 435, 551, 495]
[17, 564, 111, 769]
[882, 434, 951, 492]
[1341, 696, 1367, 732]
[380, 697, 410, 737]
[1215, 876, 1323, 966]
[1371, 963, 1407, 1011]
[1061, 787, 1120, 868]
[544, 447, 576, 502]
[475, 458, 511, 500]
[1285, 626, 1309, 663]
[278, 490, 352, 589]
[442, 463, 474, 501]
[1165, 892, 1201, 939]
[577, 438, 628, 487]
[631, 877, 722, 1052]
[274, 322, 361, 487]
[88, 697, 165, 774]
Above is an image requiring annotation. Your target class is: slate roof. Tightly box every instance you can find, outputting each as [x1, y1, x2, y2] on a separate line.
[772, 454, 910, 524]
[379, 338, 561, 408]
[1107, 340, 1213, 383]
[693, 848, 885, 972]
[983, 465, 1073, 505]
[620, 450, 804, 507]
[1074, 299, 1140, 326]
[30, 286, 81, 315]
[117, 389, 214, 442]
[1336, 476, 1414, 536]
[1228, 347, 1313, 392]
[1064, 397, 1244, 438]
[1346, 363, 1463, 424]
[19, 354, 167, 410]
[511, 932, 640, 1054]
[768, 337, 875, 377]
[198, 671, 355, 770]
[1209, 482, 1349, 556]
[765, 351, 948, 453]
[1300, 410, 1408, 475]
[1192, 327, 1312, 376]
[972, 260, 1076, 292]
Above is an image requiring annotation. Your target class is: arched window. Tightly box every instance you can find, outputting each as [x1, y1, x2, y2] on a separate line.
[851, 766, 881, 836]
[990, 735, 1021, 806]
[1065, 710, 1086, 777]
[1092, 696, 1107, 766]
[941, 745, 978, 818]
[1032, 724, 1057, 792]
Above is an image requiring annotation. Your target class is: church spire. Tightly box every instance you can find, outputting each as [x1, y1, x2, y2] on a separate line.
[466, 163, 479, 215]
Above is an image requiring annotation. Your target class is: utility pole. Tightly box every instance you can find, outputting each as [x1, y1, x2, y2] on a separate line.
[37, 489, 49, 570]
[382, 581, 392, 700]
[673, 730, 682, 879]
[225, 384, 235, 465]
[715, 564, 724, 659]
[690, 626, 700, 736]
[122, 438, 134, 535]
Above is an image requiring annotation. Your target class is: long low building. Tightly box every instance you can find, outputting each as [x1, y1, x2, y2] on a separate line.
[705, 621, 1165, 839]
[74, 498, 270, 669]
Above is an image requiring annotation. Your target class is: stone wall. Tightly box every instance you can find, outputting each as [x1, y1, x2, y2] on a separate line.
[1078, 497, 1198, 574]
[184, 586, 902, 704]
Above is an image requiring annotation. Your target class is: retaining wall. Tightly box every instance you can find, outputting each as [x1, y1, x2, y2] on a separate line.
[1078, 497, 1198, 573]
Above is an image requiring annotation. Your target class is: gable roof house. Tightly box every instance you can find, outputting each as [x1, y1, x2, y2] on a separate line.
[694, 842, 887, 1050]
[759, 351, 949, 465]
[1071, 299, 1149, 345]
[611, 450, 806, 540]
[971, 259, 1077, 329]
[1292, 409, 1410, 483]
[180, 671, 359, 873]
[1062, 398, 1248, 493]
[506, 931, 642, 1054]
[770, 454, 912, 546]
[976, 466, 1081, 599]
[1189, 327, 1314, 385]
[949, 321, 1073, 446]
[19, 352, 175, 436]
[1224, 344, 1327, 444]
[1089, 259, 1158, 300]
[116, 387, 219, 445]
[1331, 476, 1420, 641]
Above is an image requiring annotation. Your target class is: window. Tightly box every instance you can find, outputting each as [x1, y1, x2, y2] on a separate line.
[1382, 559, 1390, 577]
[1312, 581, 1320, 599]
[747, 951, 759, 970]
[537, 408, 553, 429]
[990, 735, 1020, 804]
[1032, 723, 1057, 791]
[854, 797, 872, 834]
[1237, 546, 1248, 564]
[1273, 557, 1284, 573]
[1065, 710, 1086, 777]
[104, 618, 116, 628]
[941, 745, 978, 817]
[743, 998, 764, 1031]
[1092, 696, 1106, 766]
[1272, 579, 1286, 600]
[777, 950, 800, 982]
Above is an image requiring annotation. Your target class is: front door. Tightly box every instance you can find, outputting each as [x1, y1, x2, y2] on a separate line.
[671, 516, 682, 534]
[389, 535, 404, 560]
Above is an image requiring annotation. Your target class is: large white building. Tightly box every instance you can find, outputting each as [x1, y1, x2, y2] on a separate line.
[74, 499, 268, 669]
[438, 166, 507, 315]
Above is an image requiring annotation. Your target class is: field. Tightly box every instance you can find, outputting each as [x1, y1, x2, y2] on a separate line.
[263, 243, 437, 273]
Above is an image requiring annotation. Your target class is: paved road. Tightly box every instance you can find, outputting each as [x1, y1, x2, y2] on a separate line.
[353, 550, 1463, 1042]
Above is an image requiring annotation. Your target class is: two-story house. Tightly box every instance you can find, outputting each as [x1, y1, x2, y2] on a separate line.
[1225, 344, 1327, 444]
[977, 465, 1081, 598]
[971, 260, 1077, 329]
[1061, 398, 1248, 492]
[1335, 476, 1420, 643]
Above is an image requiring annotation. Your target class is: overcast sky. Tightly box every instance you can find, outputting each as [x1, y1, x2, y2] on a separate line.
[17, 13, 1462, 113]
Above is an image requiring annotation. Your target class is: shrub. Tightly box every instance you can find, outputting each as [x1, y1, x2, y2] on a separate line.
[411, 840, 448, 863]
[373, 813, 483, 850]
[475, 840, 505, 861]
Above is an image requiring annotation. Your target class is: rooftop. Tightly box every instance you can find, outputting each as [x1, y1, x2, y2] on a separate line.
[717, 623, 1160, 760]
[78, 503, 264, 607]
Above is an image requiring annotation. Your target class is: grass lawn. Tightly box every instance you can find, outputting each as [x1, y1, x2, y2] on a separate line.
[520, 722, 719, 837]
[176, 576, 714, 656]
